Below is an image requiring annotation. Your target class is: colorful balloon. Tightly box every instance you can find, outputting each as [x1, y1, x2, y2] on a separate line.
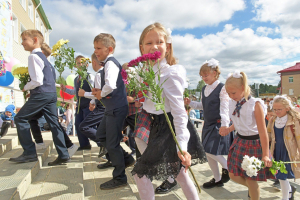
[0, 71, 14, 86]
[60, 85, 75, 100]
[66, 74, 76, 87]
[5, 57, 20, 72]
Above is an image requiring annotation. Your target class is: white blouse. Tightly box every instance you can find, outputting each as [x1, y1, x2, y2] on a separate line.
[275, 114, 287, 128]
[143, 59, 190, 152]
[189, 80, 230, 127]
[229, 97, 266, 136]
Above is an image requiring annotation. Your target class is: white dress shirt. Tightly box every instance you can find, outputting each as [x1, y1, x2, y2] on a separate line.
[84, 67, 103, 104]
[189, 80, 230, 127]
[65, 74, 94, 97]
[100, 54, 119, 97]
[229, 97, 266, 136]
[143, 59, 190, 152]
[24, 48, 44, 91]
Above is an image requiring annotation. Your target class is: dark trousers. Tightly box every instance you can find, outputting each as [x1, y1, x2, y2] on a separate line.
[79, 106, 105, 147]
[97, 105, 129, 182]
[123, 114, 137, 152]
[75, 106, 91, 147]
[28, 111, 73, 148]
[14, 93, 69, 158]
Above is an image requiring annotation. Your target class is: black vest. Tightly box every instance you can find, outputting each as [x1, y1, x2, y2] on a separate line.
[100, 57, 128, 111]
[31, 52, 56, 94]
[202, 83, 224, 127]
[75, 73, 92, 108]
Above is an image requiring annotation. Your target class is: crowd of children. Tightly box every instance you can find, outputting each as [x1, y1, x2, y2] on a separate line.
[1, 22, 299, 200]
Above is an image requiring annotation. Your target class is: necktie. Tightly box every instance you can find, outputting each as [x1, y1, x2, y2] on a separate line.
[232, 96, 251, 117]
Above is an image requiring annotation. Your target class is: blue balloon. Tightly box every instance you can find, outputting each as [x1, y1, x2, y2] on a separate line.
[0, 72, 6, 83]
[0, 71, 14, 86]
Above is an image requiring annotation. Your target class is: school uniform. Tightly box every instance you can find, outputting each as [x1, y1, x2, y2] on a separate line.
[96, 54, 131, 184]
[65, 72, 94, 148]
[11, 48, 69, 159]
[227, 96, 274, 181]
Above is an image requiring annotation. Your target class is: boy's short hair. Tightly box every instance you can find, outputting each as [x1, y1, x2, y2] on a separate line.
[75, 55, 85, 61]
[21, 29, 44, 45]
[91, 53, 98, 61]
[41, 43, 51, 57]
[94, 33, 116, 51]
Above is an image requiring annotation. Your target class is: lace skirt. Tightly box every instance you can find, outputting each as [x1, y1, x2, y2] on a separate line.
[131, 112, 206, 180]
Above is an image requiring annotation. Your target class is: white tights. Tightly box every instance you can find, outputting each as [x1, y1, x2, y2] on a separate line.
[206, 153, 227, 182]
[134, 137, 199, 199]
[134, 168, 199, 200]
[279, 179, 292, 200]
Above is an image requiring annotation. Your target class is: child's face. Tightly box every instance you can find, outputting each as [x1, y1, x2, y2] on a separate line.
[92, 59, 102, 72]
[200, 71, 217, 85]
[21, 35, 36, 51]
[267, 111, 275, 120]
[272, 102, 289, 118]
[140, 30, 169, 62]
[94, 41, 111, 62]
[226, 85, 245, 102]
[5, 111, 12, 117]
[75, 58, 83, 68]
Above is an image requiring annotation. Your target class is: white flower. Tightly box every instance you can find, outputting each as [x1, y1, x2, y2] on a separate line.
[128, 74, 133, 79]
[246, 165, 258, 177]
[241, 155, 251, 170]
[254, 159, 262, 168]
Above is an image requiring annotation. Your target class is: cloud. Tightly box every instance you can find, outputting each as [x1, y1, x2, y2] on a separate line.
[253, 0, 300, 37]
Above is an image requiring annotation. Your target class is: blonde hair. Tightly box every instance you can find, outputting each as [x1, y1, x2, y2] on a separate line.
[41, 43, 51, 57]
[91, 53, 97, 61]
[139, 22, 177, 65]
[94, 33, 116, 51]
[199, 63, 221, 79]
[273, 96, 300, 124]
[21, 29, 44, 44]
[225, 71, 252, 100]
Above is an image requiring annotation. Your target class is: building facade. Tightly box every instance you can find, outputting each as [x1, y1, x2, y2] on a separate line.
[277, 62, 300, 98]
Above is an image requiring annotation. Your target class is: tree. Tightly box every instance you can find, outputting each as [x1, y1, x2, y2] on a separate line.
[196, 80, 205, 92]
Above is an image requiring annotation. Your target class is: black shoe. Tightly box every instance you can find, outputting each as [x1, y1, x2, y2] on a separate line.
[0, 121, 11, 138]
[125, 155, 135, 168]
[221, 168, 230, 183]
[100, 179, 128, 190]
[203, 178, 224, 189]
[289, 185, 296, 200]
[97, 161, 113, 169]
[77, 145, 92, 151]
[155, 179, 177, 194]
[48, 157, 70, 166]
[9, 153, 38, 163]
[98, 147, 107, 158]
[272, 179, 281, 191]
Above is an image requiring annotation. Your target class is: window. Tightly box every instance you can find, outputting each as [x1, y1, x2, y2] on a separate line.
[35, 14, 40, 30]
[289, 77, 293, 83]
[19, 0, 26, 11]
[289, 89, 294, 95]
[28, 0, 33, 21]
[21, 24, 26, 34]
[12, 14, 18, 43]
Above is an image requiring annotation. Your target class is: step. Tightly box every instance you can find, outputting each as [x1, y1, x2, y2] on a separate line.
[0, 128, 20, 157]
[22, 146, 85, 200]
[83, 144, 138, 200]
[0, 131, 54, 200]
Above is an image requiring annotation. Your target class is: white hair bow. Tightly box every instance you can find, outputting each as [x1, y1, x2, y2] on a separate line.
[227, 70, 242, 79]
[273, 94, 295, 109]
[269, 100, 274, 110]
[203, 58, 219, 69]
[166, 28, 172, 44]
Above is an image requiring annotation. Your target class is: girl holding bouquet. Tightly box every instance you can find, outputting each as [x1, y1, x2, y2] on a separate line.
[267, 95, 300, 200]
[131, 22, 203, 200]
[224, 71, 273, 200]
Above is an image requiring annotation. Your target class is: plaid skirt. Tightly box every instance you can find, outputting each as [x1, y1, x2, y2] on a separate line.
[133, 109, 150, 144]
[228, 135, 275, 181]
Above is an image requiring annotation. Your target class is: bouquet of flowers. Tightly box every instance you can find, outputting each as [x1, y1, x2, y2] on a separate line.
[51, 39, 75, 80]
[241, 155, 300, 177]
[12, 66, 30, 100]
[126, 52, 201, 193]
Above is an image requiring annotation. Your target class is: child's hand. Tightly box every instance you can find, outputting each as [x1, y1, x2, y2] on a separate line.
[127, 96, 135, 103]
[122, 136, 129, 142]
[262, 156, 272, 167]
[177, 151, 191, 172]
[60, 84, 66, 92]
[26, 93, 30, 99]
[184, 98, 191, 105]
[92, 88, 102, 100]
[89, 103, 95, 111]
[78, 88, 85, 97]
[219, 126, 229, 136]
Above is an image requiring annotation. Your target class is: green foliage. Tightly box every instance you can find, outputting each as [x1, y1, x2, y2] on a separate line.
[196, 80, 205, 92]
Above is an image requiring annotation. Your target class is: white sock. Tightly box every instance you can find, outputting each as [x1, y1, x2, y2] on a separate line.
[279, 179, 291, 200]
[206, 155, 221, 182]
[175, 168, 199, 200]
[167, 176, 174, 183]
[206, 153, 228, 169]
[134, 174, 155, 200]
[135, 137, 147, 155]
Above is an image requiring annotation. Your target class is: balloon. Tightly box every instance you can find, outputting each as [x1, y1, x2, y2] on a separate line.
[5, 57, 20, 72]
[66, 74, 76, 87]
[0, 73, 6, 82]
[0, 71, 14, 86]
[60, 85, 75, 100]
[11, 63, 27, 78]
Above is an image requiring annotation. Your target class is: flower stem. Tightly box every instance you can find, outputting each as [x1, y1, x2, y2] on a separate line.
[84, 77, 105, 108]
[77, 97, 81, 114]
[162, 110, 201, 193]
[134, 108, 138, 130]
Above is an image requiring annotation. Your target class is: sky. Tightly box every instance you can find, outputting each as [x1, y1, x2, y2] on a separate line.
[42, 0, 300, 89]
